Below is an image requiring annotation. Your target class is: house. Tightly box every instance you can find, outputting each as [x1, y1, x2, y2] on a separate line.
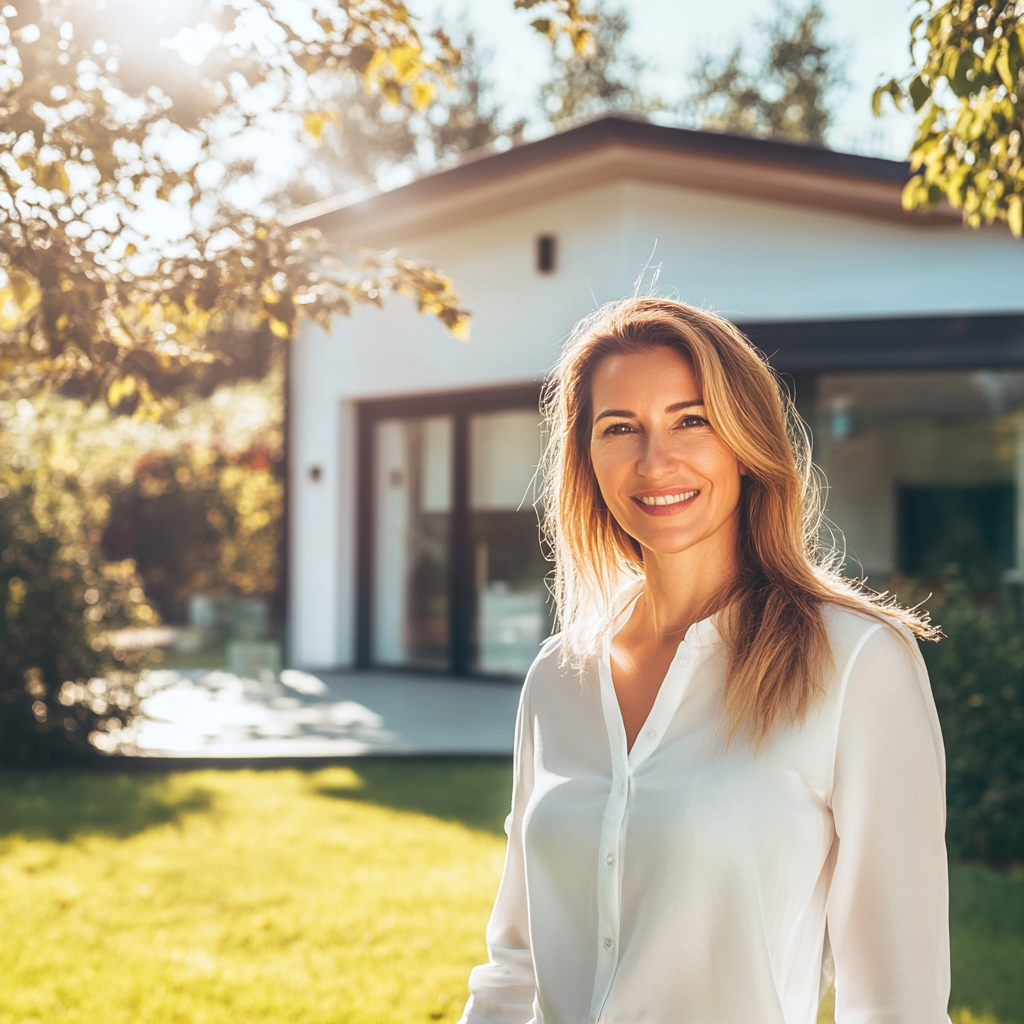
[286, 115, 1024, 674]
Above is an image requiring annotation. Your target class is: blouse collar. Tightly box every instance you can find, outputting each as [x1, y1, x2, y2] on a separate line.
[607, 580, 724, 654]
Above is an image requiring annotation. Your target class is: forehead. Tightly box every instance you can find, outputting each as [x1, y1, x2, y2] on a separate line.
[591, 347, 699, 405]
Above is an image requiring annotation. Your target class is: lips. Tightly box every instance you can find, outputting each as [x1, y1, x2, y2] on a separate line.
[632, 489, 701, 516]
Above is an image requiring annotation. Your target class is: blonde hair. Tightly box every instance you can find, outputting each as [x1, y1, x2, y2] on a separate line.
[541, 297, 937, 742]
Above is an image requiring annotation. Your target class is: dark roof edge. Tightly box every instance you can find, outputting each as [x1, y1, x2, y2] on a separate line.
[286, 116, 911, 227]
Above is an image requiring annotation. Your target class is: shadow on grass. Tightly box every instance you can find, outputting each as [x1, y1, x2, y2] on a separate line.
[315, 757, 513, 836]
[0, 771, 213, 842]
[949, 864, 1024, 1024]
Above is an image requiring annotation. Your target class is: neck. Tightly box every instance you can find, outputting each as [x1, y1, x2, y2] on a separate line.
[634, 522, 740, 642]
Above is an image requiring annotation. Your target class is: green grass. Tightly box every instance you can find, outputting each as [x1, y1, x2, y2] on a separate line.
[0, 763, 1021, 1024]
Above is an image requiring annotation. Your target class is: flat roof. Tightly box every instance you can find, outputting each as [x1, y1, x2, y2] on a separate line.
[285, 115, 953, 243]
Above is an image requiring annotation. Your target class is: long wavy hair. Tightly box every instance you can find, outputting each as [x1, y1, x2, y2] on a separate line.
[541, 297, 937, 742]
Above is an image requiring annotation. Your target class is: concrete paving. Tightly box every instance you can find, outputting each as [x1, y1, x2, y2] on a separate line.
[129, 667, 522, 758]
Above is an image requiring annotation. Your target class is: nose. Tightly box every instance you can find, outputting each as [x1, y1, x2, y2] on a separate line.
[636, 429, 680, 481]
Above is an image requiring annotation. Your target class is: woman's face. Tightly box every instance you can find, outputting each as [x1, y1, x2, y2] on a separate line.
[589, 346, 744, 561]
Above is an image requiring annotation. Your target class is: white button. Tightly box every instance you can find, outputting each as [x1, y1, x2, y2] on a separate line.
[606, 853, 614, 866]
[646, 729, 657, 741]
[604, 938, 614, 949]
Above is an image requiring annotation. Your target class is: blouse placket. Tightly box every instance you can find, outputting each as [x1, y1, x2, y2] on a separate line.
[589, 622, 711, 1023]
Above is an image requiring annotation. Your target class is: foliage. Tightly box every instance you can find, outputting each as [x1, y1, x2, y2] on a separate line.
[875, 2, 1024, 236]
[424, 25, 528, 162]
[0, 398, 158, 763]
[688, 1, 843, 146]
[0, 0, 592, 407]
[0, 374, 283, 760]
[104, 375, 284, 620]
[915, 579, 1024, 864]
[540, 0, 662, 129]
[281, 23, 527, 211]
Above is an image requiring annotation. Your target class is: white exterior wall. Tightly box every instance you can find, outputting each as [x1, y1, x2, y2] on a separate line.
[290, 176, 1024, 668]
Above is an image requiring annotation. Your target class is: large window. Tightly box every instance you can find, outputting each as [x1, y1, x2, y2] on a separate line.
[358, 387, 551, 678]
[814, 369, 1024, 588]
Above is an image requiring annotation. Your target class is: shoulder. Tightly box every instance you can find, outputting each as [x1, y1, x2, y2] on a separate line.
[819, 601, 934, 726]
[820, 601, 922, 679]
[521, 632, 567, 695]
[521, 631, 597, 707]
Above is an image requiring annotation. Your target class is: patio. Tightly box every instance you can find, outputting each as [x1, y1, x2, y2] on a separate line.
[128, 667, 522, 758]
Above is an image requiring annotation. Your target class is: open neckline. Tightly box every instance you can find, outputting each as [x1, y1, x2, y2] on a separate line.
[600, 588, 720, 766]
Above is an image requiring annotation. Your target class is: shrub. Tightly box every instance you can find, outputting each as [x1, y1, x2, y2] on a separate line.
[103, 446, 282, 624]
[917, 581, 1024, 865]
[0, 419, 157, 764]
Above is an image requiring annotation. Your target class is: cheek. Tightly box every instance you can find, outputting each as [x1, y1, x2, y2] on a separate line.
[589, 446, 635, 515]
[696, 444, 743, 503]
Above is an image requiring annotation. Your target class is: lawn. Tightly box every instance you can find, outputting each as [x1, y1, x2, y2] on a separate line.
[0, 762, 1020, 1024]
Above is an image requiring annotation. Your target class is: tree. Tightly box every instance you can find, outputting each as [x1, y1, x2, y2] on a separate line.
[0, 0, 593, 409]
[688, 2, 842, 146]
[425, 24, 527, 162]
[540, 1, 662, 129]
[875, 2, 1024, 237]
[281, 21, 527, 212]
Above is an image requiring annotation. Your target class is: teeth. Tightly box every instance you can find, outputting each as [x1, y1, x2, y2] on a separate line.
[639, 490, 698, 507]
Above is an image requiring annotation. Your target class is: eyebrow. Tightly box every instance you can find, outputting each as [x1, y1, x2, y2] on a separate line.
[594, 399, 705, 422]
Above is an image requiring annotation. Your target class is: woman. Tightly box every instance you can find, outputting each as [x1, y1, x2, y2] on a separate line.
[459, 298, 950, 1024]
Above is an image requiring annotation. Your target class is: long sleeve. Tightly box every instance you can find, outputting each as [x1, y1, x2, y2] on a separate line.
[459, 677, 537, 1024]
[827, 623, 951, 1023]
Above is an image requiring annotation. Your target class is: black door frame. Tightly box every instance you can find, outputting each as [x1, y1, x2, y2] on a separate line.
[355, 383, 543, 675]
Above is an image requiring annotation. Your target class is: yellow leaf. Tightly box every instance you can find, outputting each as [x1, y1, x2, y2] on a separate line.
[388, 45, 422, 83]
[363, 48, 388, 91]
[107, 376, 137, 406]
[267, 316, 290, 339]
[996, 49, 1013, 91]
[0, 268, 42, 332]
[1008, 194, 1023, 238]
[411, 81, 435, 110]
[303, 112, 326, 140]
[38, 161, 70, 193]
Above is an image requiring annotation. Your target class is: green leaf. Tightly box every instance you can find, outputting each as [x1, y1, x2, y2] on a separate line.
[909, 75, 932, 112]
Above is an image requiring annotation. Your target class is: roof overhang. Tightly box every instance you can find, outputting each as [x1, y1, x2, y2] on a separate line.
[283, 116, 958, 244]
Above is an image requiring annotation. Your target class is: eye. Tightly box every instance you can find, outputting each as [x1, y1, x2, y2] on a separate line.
[677, 414, 710, 429]
[602, 421, 636, 436]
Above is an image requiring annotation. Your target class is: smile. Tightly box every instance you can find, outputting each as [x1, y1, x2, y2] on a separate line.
[636, 490, 699, 507]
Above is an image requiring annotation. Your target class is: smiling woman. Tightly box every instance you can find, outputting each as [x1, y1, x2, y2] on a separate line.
[458, 298, 953, 1024]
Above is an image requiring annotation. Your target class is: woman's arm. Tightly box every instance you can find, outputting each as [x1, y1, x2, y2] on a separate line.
[827, 623, 951, 1024]
[458, 678, 537, 1024]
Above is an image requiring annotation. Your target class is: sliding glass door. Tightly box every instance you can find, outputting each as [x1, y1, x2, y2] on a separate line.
[359, 387, 551, 678]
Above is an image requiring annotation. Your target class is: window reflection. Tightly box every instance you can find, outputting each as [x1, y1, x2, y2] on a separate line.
[815, 370, 1024, 588]
[469, 410, 551, 675]
[371, 416, 452, 669]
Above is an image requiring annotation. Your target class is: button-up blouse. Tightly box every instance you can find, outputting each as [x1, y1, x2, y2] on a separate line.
[459, 599, 950, 1024]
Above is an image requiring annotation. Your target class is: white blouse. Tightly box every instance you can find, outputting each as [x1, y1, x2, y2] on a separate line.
[459, 597, 950, 1024]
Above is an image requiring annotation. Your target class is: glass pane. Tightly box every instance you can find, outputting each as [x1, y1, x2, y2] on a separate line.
[372, 416, 452, 669]
[815, 370, 1024, 588]
[469, 410, 551, 675]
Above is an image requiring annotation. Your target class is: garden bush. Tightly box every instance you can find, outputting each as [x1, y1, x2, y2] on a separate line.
[0, 473, 155, 764]
[917, 581, 1024, 865]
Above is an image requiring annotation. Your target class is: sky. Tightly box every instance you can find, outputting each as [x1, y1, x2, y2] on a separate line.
[413, 0, 921, 160]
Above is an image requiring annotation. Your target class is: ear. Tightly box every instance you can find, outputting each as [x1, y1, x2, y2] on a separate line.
[738, 462, 751, 477]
